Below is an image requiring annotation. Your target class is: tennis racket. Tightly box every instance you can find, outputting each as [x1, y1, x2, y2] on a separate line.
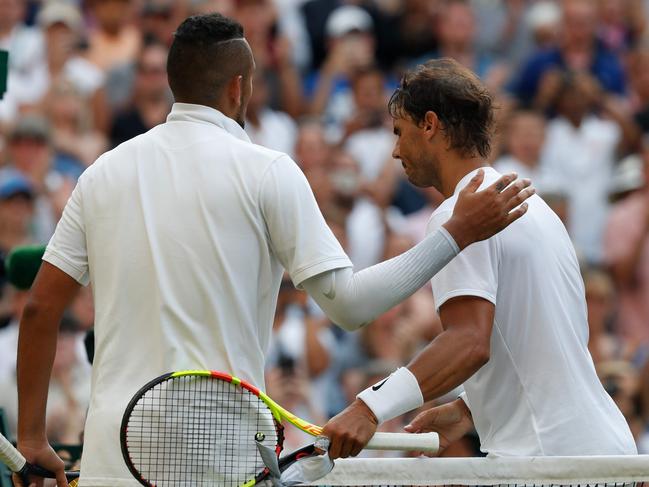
[120, 370, 439, 487]
[0, 433, 79, 486]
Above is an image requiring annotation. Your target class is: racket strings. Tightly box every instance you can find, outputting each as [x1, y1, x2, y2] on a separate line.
[125, 375, 279, 486]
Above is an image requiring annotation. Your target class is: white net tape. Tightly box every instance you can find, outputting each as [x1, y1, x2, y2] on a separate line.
[308, 455, 649, 486]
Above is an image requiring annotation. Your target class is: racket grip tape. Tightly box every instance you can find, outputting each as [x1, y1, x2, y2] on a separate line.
[0, 434, 26, 472]
[0, 434, 79, 481]
[366, 432, 439, 452]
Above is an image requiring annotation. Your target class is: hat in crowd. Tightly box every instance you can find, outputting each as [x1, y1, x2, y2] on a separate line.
[0, 170, 35, 201]
[526, 1, 561, 30]
[609, 154, 644, 201]
[326, 5, 374, 38]
[9, 115, 51, 143]
[37, 1, 83, 31]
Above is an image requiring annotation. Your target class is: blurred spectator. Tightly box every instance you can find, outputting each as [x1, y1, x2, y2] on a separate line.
[294, 118, 332, 174]
[86, 0, 142, 72]
[342, 67, 393, 182]
[139, 0, 176, 46]
[598, 361, 644, 440]
[473, 0, 560, 71]
[235, 0, 304, 117]
[526, 1, 562, 51]
[604, 145, 649, 346]
[382, 0, 439, 68]
[188, 0, 236, 17]
[0, 315, 91, 442]
[540, 71, 635, 263]
[597, 0, 646, 56]
[109, 41, 172, 148]
[330, 148, 386, 270]
[245, 69, 297, 156]
[0, 288, 26, 383]
[0, 169, 34, 253]
[416, 0, 509, 93]
[629, 46, 649, 135]
[514, 0, 626, 107]
[308, 5, 377, 127]
[37, 1, 108, 132]
[42, 79, 107, 169]
[494, 110, 555, 187]
[400, 186, 445, 244]
[584, 268, 633, 365]
[6, 114, 73, 242]
[0, 0, 46, 123]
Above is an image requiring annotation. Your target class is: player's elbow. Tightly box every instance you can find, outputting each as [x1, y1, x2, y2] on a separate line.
[471, 341, 491, 368]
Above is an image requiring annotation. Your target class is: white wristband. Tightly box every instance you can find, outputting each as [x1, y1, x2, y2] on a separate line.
[356, 367, 424, 424]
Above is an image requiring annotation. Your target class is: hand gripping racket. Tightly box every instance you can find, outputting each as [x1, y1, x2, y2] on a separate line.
[120, 370, 439, 487]
[0, 433, 80, 486]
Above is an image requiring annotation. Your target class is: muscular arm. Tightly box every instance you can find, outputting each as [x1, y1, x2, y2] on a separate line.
[16, 262, 80, 484]
[323, 295, 493, 458]
[408, 296, 494, 400]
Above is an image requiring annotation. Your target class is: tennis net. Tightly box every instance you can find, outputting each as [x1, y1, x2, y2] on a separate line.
[307, 455, 649, 486]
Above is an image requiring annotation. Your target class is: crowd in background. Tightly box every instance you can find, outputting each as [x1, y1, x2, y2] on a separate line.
[1, 0, 649, 459]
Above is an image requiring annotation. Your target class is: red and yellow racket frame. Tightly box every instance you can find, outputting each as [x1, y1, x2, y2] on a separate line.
[121, 369, 324, 487]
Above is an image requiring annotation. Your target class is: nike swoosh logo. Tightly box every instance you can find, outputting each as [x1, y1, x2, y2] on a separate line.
[372, 378, 389, 391]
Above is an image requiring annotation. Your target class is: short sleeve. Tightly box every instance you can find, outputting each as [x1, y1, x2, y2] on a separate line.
[42, 177, 89, 286]
[260, 155, 352, 287]
[427, 210, 499, 310]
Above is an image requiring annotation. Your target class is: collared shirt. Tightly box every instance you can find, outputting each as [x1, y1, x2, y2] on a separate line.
[44, 103, 351, 486]
[427, 166, 636, 456]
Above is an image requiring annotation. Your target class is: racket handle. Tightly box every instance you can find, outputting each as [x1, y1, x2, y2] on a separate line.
[0, 434, 26, 472]
[365, 432, 439, 452]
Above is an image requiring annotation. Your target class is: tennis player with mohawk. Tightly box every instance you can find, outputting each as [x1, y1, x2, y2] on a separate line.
[323, 59, 636, 459]
[14, 15, 533, 487]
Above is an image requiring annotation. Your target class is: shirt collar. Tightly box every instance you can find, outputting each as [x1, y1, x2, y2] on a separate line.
[166, 102, 252, 144]
[453, 166, 499, 196]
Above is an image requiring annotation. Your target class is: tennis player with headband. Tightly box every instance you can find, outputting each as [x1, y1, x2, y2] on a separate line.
[322, 59, 637, 460]
[13, 15, 533, 487]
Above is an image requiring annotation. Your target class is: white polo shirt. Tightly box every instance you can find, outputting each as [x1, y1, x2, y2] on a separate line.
[43, 103, 352, 486]
[427, 167, 636, 456]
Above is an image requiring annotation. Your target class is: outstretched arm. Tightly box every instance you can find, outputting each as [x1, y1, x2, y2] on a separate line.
[302, 170, 532, 331]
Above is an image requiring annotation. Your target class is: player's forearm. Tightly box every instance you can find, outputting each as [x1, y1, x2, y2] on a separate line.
[301, 228, 459, 331]
[16, 301, 63, 441]
[407, 327, 490, 402]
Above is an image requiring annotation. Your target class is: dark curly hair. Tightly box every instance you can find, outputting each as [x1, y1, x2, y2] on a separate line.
[167, 13, 251, 105]
[388, 58, 494, 159]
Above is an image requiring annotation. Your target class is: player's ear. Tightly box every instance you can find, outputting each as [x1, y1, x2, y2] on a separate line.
[227, 75, 244, 109]
[423, 111, 439, 141]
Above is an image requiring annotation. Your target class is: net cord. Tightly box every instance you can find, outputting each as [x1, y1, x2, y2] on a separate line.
[308, 455, 649, 486]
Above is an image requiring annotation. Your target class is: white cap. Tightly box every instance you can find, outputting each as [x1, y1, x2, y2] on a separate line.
[325, 5, 373, 38]
[37, 1, 83, 31]
[527, 1, 561, 30]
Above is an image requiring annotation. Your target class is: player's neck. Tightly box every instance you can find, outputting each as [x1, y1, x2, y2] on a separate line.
[440, 156, 488, 198]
